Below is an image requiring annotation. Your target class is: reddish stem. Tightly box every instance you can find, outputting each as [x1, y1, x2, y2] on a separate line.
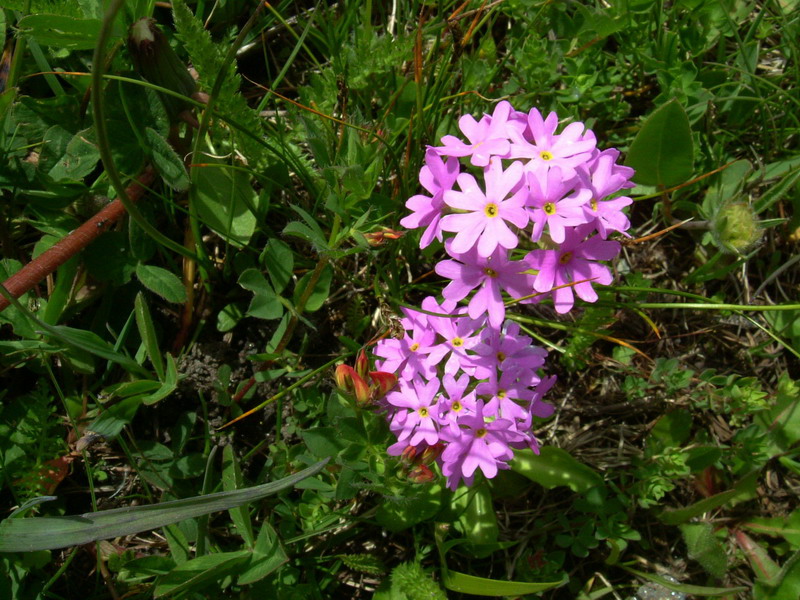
[0, 165, 157, 313]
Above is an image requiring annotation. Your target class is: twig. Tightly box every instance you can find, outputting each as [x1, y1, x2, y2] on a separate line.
[0, 165, 156, 313]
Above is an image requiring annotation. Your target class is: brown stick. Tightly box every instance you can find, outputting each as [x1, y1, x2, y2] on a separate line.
[0, 165, 157, 313]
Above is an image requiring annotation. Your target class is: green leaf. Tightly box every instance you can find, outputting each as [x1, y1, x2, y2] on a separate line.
[153, 550, 250, 597]
[0, 459, 328, 552]
[136, 264, 187, 304]
[194, 161, 258, 247]
[135, 292, 165, 380]
[680, 523, 728, 578]
[659, 470, 759, 525]
[510, 447, 604, 493]
[443, 571, 567, 596]
[237, 522, 288, 585]
[293, 264, 333, 313]
[754, 550, 800, 599]
[626, 99, 694, 187]
[238, 269, 283, 320]
[142, 354, 178, 405]
[17, 14, 121, 50]
[46, 127, 100, 181]
[145, 128, 190, 191]
[43, 324, 149, 377]
[261, 239, 294, 294]
[621, 566, 748, 596]
[222, 444, 254, 548]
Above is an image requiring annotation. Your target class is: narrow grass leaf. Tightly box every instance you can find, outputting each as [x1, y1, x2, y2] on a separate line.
[443, 570, 567, 595]
[659, 470, 759, 525]
[222, 444, 255, 548]
[620, 566, 748, 596]
[134, 292, 165, 380]
[0, 459, 328, 552]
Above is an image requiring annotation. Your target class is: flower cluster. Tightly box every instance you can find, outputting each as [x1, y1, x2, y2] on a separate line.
[373, 102, 634, 489]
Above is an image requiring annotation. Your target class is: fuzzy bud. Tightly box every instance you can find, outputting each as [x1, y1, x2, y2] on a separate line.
[712, 202, 761, 255]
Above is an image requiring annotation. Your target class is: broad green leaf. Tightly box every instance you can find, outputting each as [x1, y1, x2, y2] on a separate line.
[145, 128, 190, 191]
[46, 127, 101, 181]
[217, 302, 245, 332]
[742, 508, 800, 547]
[510, 447, 603, 493]
[237, 522, 288, 585]
[376, 483, 442, 532]
[238, 269, 283, 320]
[194, 161, 258, 247]
[261, 239, 294, 294]
[443, 570, 567, 595]
[153, 550, 250, 597]
[659, 470, 759, 525]
[680, 523, 728, 578]
[17, 14, 121, 50]
[135, 292, 165, 380]
[222, 445, 254, 548]
[0, 459, 328, 552]
[755, 373, 800, 452]
[136, 264, 187, 304]
[626, 99, 694, 188]
[293, 264, 333, 313]
[621, 566, 748, 596]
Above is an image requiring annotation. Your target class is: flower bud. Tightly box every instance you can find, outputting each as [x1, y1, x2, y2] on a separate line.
[368, 371, 398, 402]
[334, 364, 371, 407]
[363, 228, 405, 247]
[128, 18, 197, 122]
[399, 445, 418, 466]
[354, 349, 369, 379]
[711, 202, 760, 255]
[407, 464, 436, 484]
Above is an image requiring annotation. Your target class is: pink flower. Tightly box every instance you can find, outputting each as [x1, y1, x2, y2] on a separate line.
[435, 243, 533, 328]
[526, 226, 620, 313]
[526, 167, 591, 243]
[433, 101, 519, 166]
[509, 108, 596, 178]
[386, 378, 442, 448]
[576, 149, 634, 238]
[400, 149, 460, 248]
[440, 160, 529, 257]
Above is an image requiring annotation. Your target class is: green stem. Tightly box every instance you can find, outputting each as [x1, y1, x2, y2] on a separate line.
[91, 0, 197, 261]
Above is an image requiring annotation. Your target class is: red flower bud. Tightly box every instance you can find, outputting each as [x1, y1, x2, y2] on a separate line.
[334, 364, 371, 406]
[355, 349, 369, 379]
[368, 371, 398, 401]
[407, 464, 436, 484]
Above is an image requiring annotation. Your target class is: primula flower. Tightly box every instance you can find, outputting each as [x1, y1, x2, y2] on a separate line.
[526, 225, 620, 313]
[386, 378, 442, 449]
[509, 108, 597, 178]
[440, 160, 529, 257]
[526, 167, 591, 243]
[400, 149, 460, 248]
[577, 149, 634, 238]
[433, 101, 519, 166]
[421, 296, 484, 375]
[439, 400, 524, 490]
[470, 321, 547, 381]
[435, 243, 533, 328]
[373, 310, 437, 381]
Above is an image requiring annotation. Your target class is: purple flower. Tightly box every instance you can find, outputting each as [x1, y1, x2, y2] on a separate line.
[526, 167, 591, 243]
[509, 108, 597, 178]
[439, 401, 524, 490]
[576, 149, 634, 238]
[470, 322, 547, 381]
[373, 308, 437, 381]
[526, 226, 620, 313]
[435, 243, 533, 328]
[385, 378, 442, 448]
[420, 296, 484, 375]
[400, 149, 460, 248]
[433, 101, 519, 166]
[440, 160, 529, 257]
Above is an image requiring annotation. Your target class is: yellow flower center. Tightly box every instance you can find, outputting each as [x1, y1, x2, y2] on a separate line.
[559, 251, 573, 265]
[483, 267, 497, 278]
[484, 203, 499, 218]
[498, 389, 507, 399]
[410, 342, 420, 352]
[496, 351, 506, 362]
[452, 337, 464, 347]
[539, 150, 553, 161]
[590, 199, 598, 211]
[418, 407, 429, 417]
[476, 427, 488, 438]
[543, 202, 556, 215]
[452, 401, 462, 412]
